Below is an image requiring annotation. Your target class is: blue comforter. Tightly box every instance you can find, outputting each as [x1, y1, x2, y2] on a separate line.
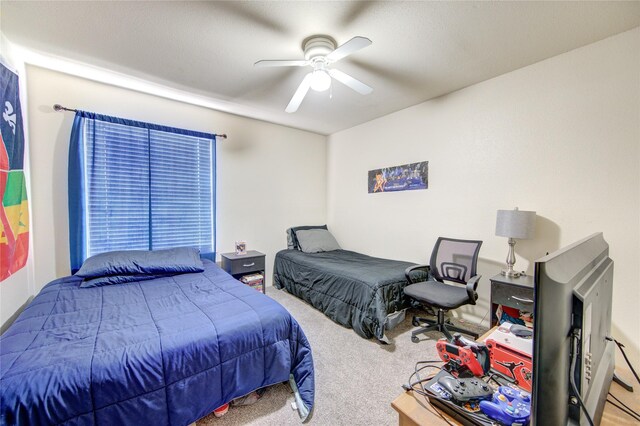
[0, 261, 314, 425]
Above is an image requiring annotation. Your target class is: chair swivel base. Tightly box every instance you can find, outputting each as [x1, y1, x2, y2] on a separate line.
[410, 311, 479, 343]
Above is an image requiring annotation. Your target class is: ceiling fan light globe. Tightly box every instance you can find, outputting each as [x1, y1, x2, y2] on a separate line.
[310, 70, 332, 92]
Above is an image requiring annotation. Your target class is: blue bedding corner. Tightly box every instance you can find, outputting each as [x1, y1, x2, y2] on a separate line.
[0, 260, 314, 424]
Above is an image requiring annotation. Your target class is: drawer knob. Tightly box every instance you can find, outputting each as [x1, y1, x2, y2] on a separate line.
[243, 262, 255, 267]
[512, 295, 534, 304]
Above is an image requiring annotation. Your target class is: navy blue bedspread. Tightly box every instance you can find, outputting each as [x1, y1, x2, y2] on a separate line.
[0, 261, 314, 425]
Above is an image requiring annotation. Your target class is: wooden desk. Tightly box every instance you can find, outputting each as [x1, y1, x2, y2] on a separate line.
[392, 369, 638, 426]
[391, 328, 639, 425]
[391, 390, 452, 426]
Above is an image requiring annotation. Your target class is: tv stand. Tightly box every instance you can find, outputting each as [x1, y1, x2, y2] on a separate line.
[391, 328, 640, 425]
[391, 369, 638, 426]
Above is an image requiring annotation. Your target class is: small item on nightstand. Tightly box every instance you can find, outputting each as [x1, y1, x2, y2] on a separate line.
[235, 240, 247, 255]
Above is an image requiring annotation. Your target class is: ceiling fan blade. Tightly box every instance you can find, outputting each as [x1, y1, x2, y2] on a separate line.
[255, 59, 310, 67]
[328, 69, 373, 95]
[286, 73, 313, 113]
[325, 36, 372, 63]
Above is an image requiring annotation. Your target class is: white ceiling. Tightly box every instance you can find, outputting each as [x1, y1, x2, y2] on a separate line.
[2, 1, 639, 135]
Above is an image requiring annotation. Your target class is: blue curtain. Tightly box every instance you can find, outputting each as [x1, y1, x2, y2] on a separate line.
[68, 113, 87, 272]
[68, 111, 216, 273]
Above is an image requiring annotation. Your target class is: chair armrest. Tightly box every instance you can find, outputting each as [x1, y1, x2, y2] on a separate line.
[405, 264, 430, 283]
[466, 275, 482, 305]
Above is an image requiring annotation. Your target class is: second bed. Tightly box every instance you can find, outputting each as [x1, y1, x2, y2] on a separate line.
[273, 248, 426, 341]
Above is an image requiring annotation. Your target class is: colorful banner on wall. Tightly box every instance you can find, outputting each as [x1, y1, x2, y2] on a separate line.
[0, 61, 29, 281]
[368, 161, 429, 193]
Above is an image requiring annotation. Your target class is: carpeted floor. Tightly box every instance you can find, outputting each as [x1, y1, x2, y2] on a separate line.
[197, 287, 487, 425]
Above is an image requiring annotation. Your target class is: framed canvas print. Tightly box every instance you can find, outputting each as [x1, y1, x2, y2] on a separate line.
[235, 241, 247, 255]
[368, 161, 428, 193]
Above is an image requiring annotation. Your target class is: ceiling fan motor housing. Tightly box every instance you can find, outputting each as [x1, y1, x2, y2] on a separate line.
[255, 34, 372, 112]
[303, 35, 337, 61]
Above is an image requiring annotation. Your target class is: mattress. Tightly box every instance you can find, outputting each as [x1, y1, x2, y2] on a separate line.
[0, 260, 314, 425]
[273, 249, 426, 340]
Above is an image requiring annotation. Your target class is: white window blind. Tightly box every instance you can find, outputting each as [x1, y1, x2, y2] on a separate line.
[83, 119, 214, 258]
[150, 130, 213, 252]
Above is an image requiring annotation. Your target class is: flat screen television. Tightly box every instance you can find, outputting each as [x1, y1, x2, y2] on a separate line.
[531, 233, 615, 425]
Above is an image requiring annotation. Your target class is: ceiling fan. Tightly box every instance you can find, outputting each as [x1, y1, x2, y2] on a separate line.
[255, 35, 373, 113]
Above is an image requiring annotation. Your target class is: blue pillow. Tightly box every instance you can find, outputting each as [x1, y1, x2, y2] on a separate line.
[80, 273, 167, 288]
[76, 247, 204, 278]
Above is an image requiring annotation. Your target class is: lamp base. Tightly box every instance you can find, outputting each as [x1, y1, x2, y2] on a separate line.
[502, 238, 521, 278]
[501, 269, 522, 278]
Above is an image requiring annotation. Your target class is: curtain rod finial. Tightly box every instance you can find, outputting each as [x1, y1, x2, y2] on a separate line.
[53, 104, 63, 111]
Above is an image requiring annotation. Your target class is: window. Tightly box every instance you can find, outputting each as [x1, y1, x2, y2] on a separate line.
[69, 112, 215, 272]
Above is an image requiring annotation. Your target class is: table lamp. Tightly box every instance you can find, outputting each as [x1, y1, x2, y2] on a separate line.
[495, 207, 536, 278]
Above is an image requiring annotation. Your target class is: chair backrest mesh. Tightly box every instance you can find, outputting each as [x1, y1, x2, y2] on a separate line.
[430, 237, 482, 284]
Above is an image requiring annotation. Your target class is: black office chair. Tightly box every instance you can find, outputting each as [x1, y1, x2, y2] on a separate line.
[404, 237, 483, 342]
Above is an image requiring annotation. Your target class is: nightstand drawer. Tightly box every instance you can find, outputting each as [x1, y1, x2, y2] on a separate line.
[491, 282, 534, 311]
[490, 273, 535, 327]
[221, 252, 265, 276]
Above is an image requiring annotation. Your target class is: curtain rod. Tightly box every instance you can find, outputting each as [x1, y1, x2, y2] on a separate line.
[53, 104, 228, 139]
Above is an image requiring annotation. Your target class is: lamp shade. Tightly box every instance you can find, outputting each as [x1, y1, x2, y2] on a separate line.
[495, 208, 536, 239]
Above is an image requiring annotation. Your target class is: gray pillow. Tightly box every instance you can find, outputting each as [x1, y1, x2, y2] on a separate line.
[296, 229, 341, 253]
[289, 225, 328, 250]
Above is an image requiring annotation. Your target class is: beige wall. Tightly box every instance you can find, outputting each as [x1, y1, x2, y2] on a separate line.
[4, 27, 638, 368]
[24, 65, 327, 291]
[327, 28, 640, 363]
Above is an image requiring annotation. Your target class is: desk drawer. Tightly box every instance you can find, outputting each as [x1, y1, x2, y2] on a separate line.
[491, 282, 534, 311]
[222, 255, 265, 276]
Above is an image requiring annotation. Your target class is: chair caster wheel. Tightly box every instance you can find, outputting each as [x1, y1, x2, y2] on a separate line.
[411, 335, 420, 343]
[412, 318, 420, 327]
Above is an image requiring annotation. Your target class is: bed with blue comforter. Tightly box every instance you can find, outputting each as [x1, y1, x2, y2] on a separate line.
[0, 260, 314, 425]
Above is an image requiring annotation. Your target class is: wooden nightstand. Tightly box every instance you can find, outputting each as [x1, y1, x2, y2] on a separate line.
[220, 250, 266, 293]
[489, 273, 534, 327]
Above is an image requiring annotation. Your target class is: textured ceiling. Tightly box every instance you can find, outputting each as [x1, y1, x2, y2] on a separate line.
[2, 1, 639, 135]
